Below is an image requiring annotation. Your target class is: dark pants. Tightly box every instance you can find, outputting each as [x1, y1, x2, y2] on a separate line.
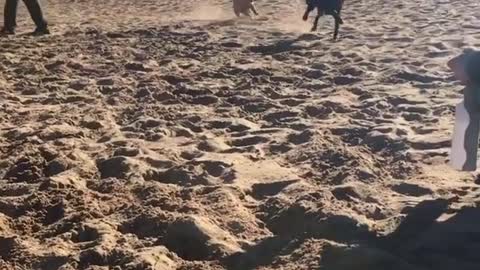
[4, 0, 47, 30]
[462, 86, 480, 171]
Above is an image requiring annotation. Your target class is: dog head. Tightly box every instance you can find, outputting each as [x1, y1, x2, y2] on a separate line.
[303, 0, 316, 21]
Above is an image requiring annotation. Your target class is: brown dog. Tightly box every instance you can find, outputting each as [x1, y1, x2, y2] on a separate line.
[233, 0, 258, 17]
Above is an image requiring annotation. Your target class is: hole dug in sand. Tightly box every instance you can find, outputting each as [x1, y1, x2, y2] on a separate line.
[71, 225, 101, 243]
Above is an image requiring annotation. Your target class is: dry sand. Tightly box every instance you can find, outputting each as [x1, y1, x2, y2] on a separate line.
[1, 0, 480, 269]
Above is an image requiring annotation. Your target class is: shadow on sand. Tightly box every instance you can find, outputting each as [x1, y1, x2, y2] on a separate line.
[248, 33, 323, 55]
[224, 198, 480, 270]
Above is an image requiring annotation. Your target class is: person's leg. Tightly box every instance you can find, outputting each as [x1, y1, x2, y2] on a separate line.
[22, 0, 48, 31]
[3, 0, 19, 31]
[465, 51, 480, 86]
[462, 112, 480, 171]
[462, 87, 480, 171]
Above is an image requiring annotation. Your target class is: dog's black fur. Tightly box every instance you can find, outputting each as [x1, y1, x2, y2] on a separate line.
[302, 0, 344, 40]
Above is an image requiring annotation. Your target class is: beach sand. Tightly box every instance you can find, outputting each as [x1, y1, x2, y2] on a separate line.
[1, 0, 480, 269]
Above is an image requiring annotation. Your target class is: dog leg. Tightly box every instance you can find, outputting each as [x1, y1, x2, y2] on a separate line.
[250, 3, 259, 15]
[303, 6, 313, 21]
[332, 13, 341, 40]
[234, 5, 241, 17]
[336, 14, 344, 24]
[311, 9, 321, 32]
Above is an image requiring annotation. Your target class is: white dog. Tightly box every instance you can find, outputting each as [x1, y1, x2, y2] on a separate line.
[233, 0, 258, 17]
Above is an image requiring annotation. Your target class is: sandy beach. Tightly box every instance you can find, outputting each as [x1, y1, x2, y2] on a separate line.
[1, 0, 480, 269]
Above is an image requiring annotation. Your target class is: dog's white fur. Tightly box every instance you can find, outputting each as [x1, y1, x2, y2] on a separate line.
[233, 0, 257, 17]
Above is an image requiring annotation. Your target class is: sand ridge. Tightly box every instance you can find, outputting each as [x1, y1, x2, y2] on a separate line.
[1, 0, 480, 269]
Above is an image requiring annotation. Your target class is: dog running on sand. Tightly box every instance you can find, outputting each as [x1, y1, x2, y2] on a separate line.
[303, 0, 344, 40]
[233, 0, 258, 17]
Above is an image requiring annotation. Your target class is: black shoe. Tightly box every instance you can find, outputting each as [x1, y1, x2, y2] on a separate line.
[0, 27, 15, 36]
[30, 27, 50, 36]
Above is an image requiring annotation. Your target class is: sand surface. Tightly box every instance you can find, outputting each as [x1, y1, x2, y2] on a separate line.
[1, 0, 480, 269]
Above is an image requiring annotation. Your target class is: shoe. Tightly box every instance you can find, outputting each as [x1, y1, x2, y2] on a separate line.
[30, 27, 50, 36]
[0, 27, 15, 36]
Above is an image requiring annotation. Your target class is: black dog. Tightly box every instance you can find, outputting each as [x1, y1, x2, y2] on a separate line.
[302, 0, 344, 40]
